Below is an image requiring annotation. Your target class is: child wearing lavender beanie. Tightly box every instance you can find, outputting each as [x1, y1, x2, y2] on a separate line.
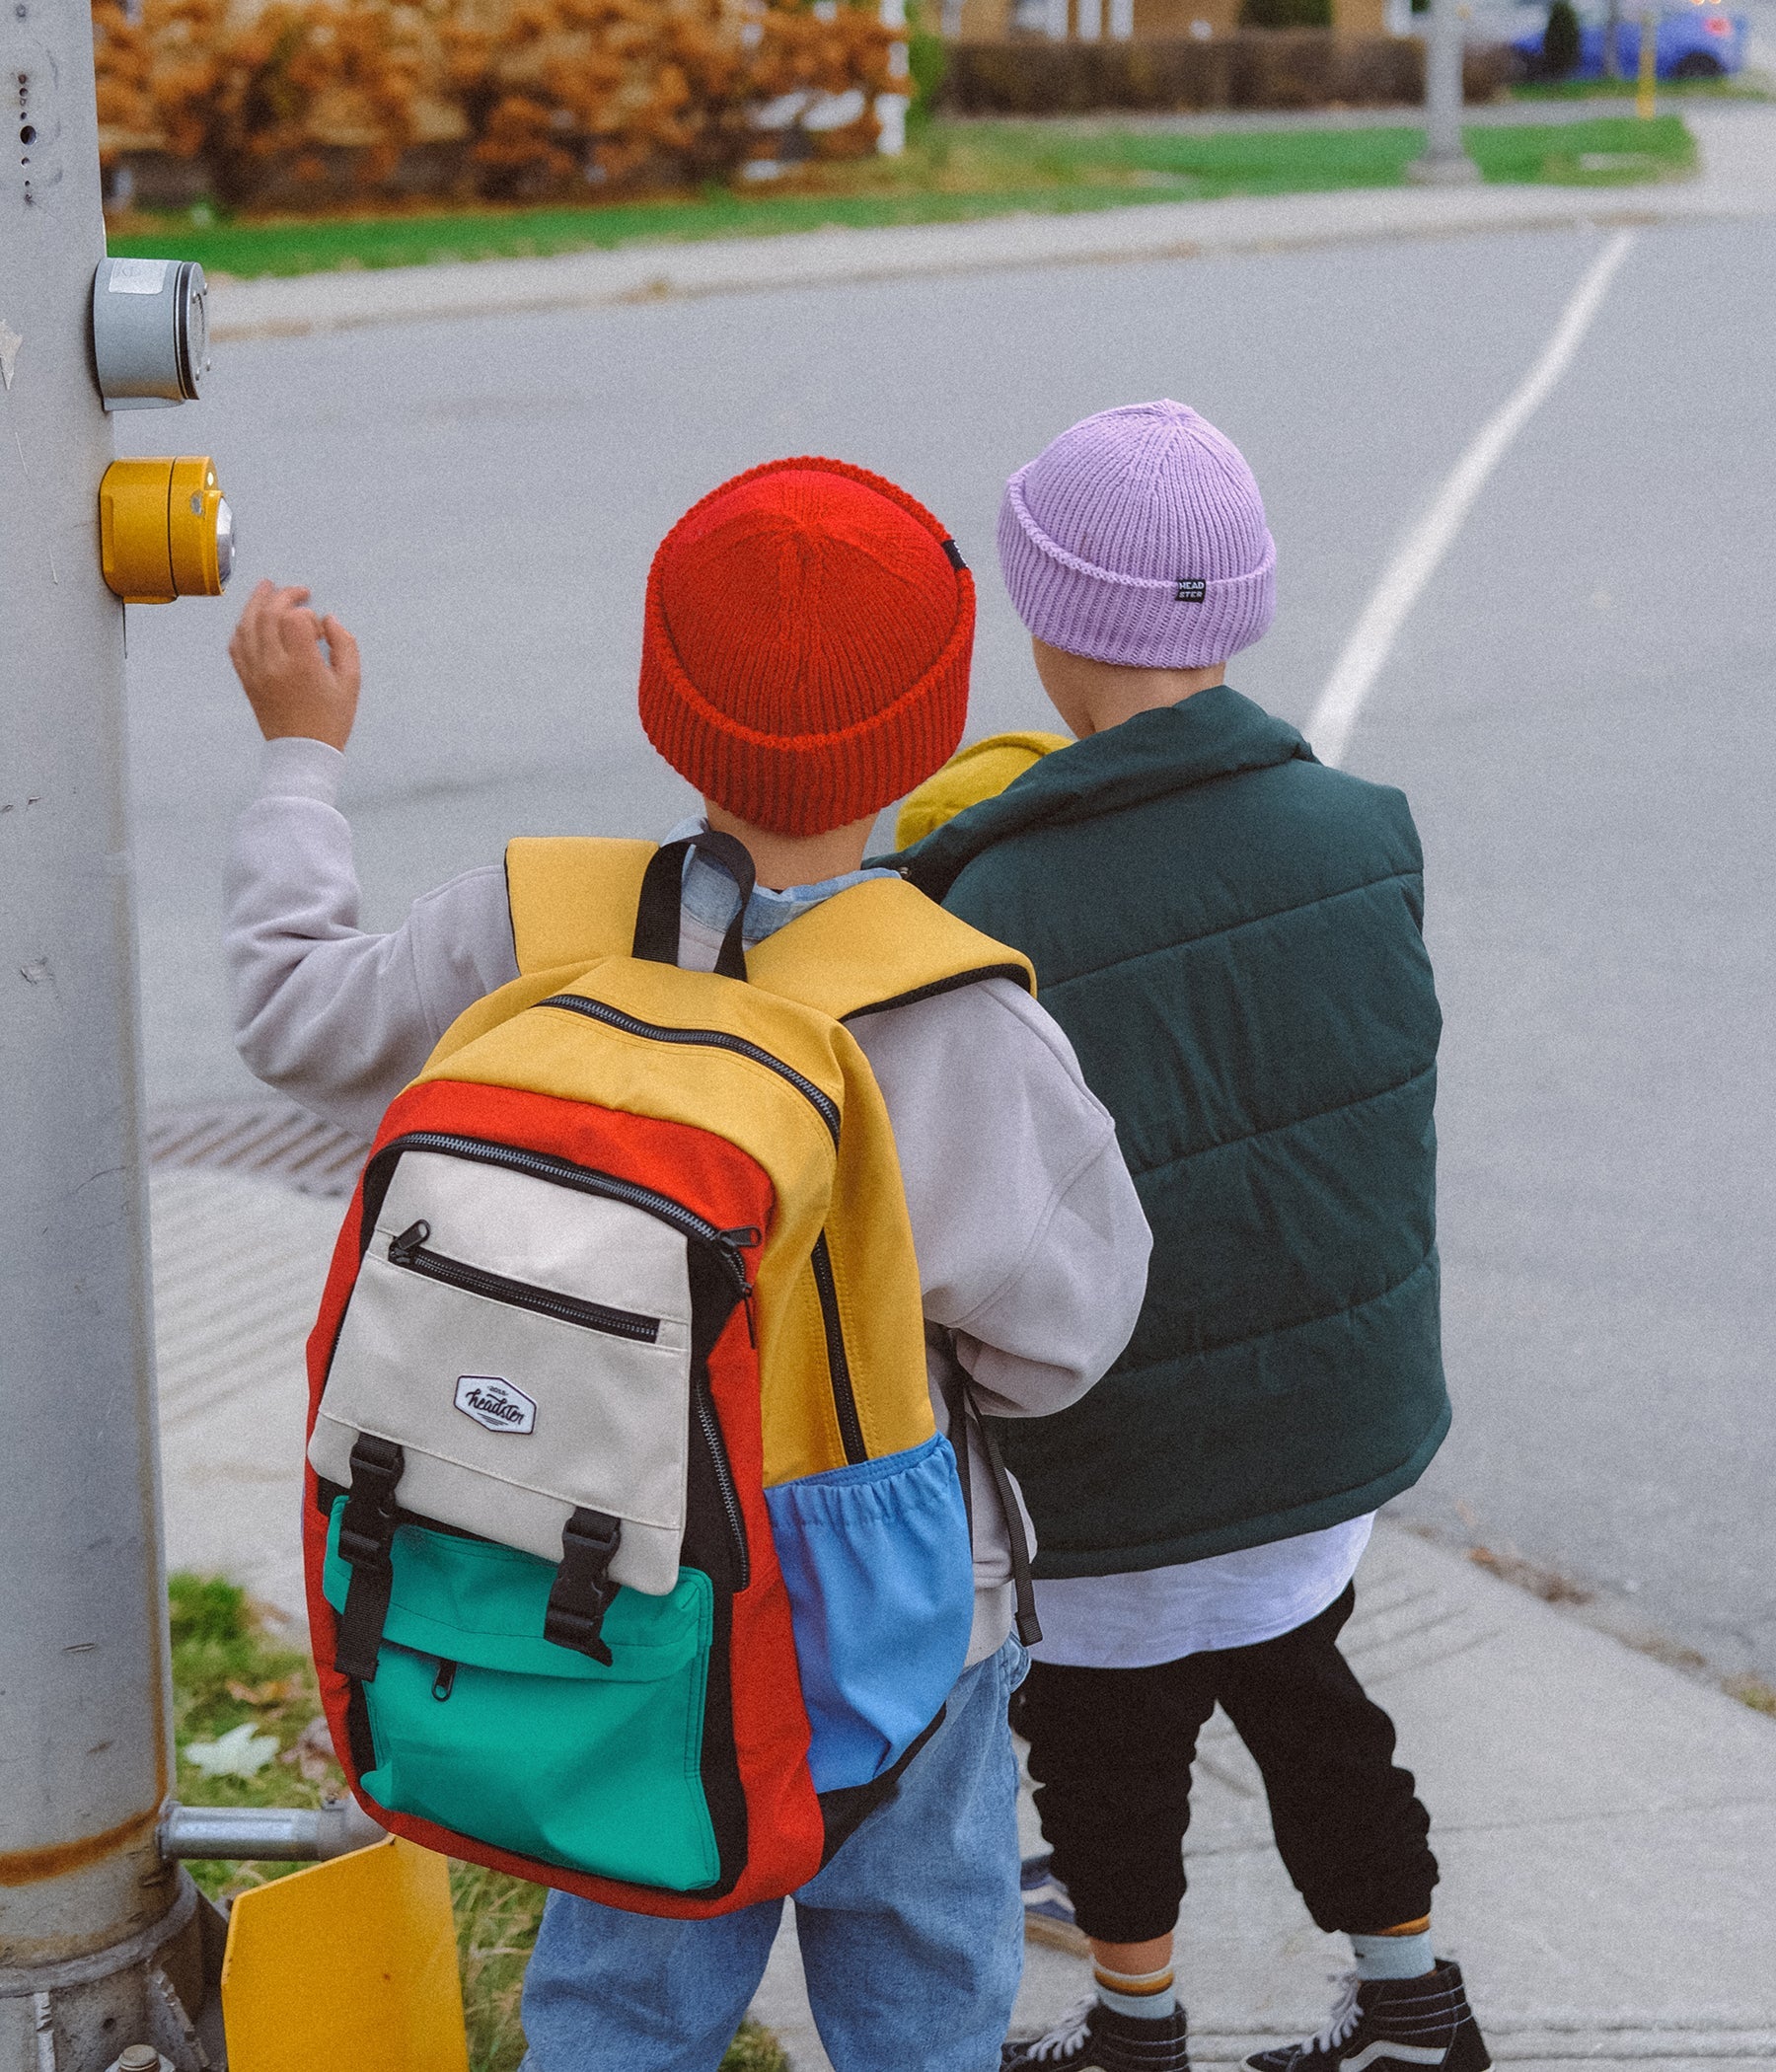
[896, 402, 1491, 2072]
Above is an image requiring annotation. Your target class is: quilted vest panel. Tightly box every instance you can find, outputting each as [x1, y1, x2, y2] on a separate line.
[911, 692, 1448, 1574]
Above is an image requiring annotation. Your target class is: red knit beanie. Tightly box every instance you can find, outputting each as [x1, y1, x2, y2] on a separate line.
[639, 457, 974, 837]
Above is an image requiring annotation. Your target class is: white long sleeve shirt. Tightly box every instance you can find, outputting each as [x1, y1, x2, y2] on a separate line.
[226, 738, 1153, 1664]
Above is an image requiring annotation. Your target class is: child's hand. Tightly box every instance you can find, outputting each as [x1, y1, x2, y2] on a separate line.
[229, 579, 362, 751]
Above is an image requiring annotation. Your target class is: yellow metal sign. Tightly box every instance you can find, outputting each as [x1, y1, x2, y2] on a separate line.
[221, 1836, 471, 2072]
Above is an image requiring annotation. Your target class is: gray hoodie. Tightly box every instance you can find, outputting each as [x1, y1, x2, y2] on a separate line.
[226, 737, 1152, 1665]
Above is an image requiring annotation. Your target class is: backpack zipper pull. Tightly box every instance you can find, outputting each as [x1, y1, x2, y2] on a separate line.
[389, 1219, 430, 1267]
[719, 1228, 760, 1346]
[432, 1658, 458, 1701]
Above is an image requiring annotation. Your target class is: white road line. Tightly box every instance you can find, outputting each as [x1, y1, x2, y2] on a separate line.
[1306, 228, 1636, 770]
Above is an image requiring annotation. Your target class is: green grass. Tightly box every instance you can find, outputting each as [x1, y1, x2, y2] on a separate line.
[1465, 111, 1695, 181]
[170, 1574, 787, 2072]
[1512, 73, 1771, 98]
[168, 1572, 340, 1905]
[108, 113, 1695, 278]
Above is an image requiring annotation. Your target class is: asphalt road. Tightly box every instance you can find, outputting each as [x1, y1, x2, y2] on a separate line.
[116, 216, 1776, 1677]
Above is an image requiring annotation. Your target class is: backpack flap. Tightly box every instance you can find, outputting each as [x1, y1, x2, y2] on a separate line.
[309, 1145, 697, 1598]
[318, 1496, 724, 1889]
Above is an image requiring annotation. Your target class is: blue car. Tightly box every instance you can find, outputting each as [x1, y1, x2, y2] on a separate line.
[1513, 1, 1748, 78]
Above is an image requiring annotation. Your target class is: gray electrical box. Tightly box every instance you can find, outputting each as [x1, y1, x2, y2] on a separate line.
[92, 257, 209, 409]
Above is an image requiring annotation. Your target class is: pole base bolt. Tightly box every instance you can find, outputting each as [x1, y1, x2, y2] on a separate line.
[108, 2049, 172, 2072]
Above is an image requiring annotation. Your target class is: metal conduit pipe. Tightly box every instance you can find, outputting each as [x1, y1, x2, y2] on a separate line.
[158, 1800, 387, 1864]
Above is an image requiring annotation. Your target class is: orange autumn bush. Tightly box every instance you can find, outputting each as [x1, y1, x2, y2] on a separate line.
[752, 2, 893, 160]
[96, 0, 424, 201]
[93, 0, 894, 204]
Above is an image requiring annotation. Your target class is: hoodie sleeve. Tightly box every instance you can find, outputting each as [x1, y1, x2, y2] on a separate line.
[224, 738, 520, 1137]
[847, 978, 1151, 1419]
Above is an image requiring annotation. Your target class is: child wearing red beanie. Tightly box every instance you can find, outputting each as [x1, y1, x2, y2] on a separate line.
[223, 457, 1151, 2072]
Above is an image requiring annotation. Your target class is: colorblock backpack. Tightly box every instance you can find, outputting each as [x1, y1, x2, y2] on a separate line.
[302, 830, 1039, 1917]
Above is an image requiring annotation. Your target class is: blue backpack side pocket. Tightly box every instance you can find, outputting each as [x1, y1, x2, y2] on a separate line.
[764, 1432, 975, 1794]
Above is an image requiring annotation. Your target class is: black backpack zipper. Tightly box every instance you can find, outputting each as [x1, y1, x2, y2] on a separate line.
[373, 1131, 756, 1302]
[538, 993, 866, 1468]
[809, 1234, 866, 1465]
[693, 1372, 749, 1591]
[538, 995, 842, 1144]
[386, 1220, 664, 1343]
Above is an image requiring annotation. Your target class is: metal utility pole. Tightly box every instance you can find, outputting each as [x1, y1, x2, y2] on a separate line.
[1407, 0, 1480, 185]
[0, 0, 206, 2064]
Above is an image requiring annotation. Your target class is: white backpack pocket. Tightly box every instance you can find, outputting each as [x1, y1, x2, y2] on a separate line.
[310, 1147, 694, 1598]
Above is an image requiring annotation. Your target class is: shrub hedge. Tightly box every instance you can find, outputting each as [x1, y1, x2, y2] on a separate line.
[1239, 0, 1332, 31]
[1539, 0, 1581, 78]
[938, 31, 1514, 113]
[94, 0, 895, 206]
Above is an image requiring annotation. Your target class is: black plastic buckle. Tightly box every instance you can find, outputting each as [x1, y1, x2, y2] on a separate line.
[333, 1433, 406, 1682]
[337, 1433, 405, 1570]
[544, 1508, 623, 1665]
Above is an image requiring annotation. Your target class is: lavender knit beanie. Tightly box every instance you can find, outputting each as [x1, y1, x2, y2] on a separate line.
[998, 400, 1276, 669]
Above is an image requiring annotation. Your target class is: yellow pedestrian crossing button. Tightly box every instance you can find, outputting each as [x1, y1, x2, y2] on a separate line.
[99, 456, 235, 602]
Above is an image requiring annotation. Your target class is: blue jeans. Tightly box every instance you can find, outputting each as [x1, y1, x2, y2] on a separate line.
[519, 1636, 1029, 2072]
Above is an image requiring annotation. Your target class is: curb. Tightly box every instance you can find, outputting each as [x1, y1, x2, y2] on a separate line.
[206, 151, 1776, 343]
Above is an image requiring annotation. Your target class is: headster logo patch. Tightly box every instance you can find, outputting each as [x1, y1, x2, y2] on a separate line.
[1175, 578, 1207, 603]
[455, 1374, 537, 1435]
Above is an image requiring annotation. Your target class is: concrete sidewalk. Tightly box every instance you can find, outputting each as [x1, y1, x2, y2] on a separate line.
[755, 1524, 1776, 2069]
[205, 108, 1776, 344]
[146, 1123, 1776, 2070]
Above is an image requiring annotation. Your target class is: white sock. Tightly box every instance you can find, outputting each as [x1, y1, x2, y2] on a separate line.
[1094, 1962, 1178, 2020]
[1350, 1928, 1436, 1981]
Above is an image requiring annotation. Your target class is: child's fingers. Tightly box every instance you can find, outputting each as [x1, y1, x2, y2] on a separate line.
[273, 601, 325, 662]
[233, 577, 272, 642]
[232, 579, 290, 671]
[321, 618, 361, 688]
[230, 585, 271, 676]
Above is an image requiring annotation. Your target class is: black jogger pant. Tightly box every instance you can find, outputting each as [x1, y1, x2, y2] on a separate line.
[1010, 1585, 1438, 1946]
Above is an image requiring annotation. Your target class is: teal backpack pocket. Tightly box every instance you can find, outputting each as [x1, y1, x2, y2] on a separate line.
[323, 1499, 719, 1890]
[763, 1433, 975, 1794]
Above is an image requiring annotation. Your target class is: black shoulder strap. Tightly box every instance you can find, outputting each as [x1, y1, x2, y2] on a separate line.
[938, 1362, 1042, 1648]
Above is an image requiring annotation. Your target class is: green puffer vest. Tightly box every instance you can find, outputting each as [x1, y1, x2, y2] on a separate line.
[896, 688, 1448, 1575]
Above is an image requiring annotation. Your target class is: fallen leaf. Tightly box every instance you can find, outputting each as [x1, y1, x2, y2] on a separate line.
[279, 1713, 340, 1785]
[184, 1720, 279, 1779]
[226, 1676, 300, 1707]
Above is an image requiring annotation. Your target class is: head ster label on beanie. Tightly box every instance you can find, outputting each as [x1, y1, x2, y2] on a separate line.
[1175, 579, 1207, 603]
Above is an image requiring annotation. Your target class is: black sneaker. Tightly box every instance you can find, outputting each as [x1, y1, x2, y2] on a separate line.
[1244, 1961, 1491, 2072]
[1003, 1995, 1192, 2071]
[1021, 1851, 1090, 1958]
